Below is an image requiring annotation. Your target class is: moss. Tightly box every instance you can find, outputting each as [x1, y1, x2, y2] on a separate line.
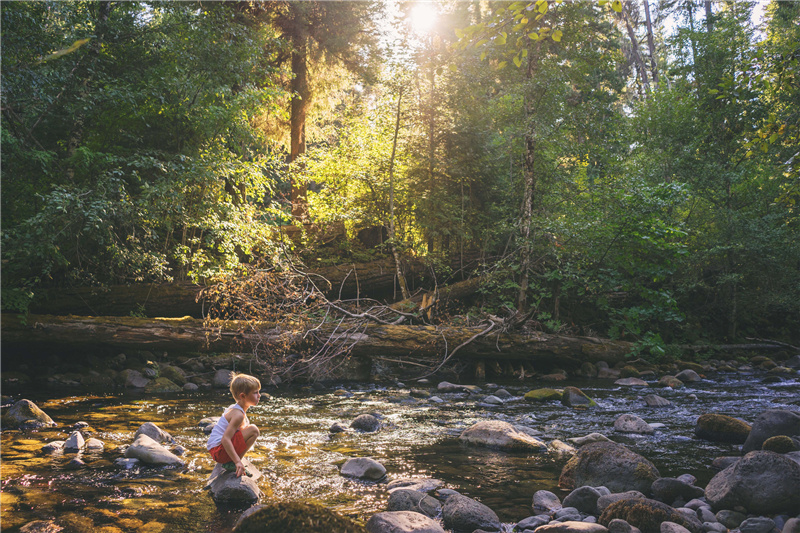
[695, 413, 751, 444]
[233, 502, 365, 533]
[634, 461, 659, 482]
[762, 435, 798, 453]
[599, 498, 700, 533]
[620, 366, 641, 378]
[524, 388, 562, 402]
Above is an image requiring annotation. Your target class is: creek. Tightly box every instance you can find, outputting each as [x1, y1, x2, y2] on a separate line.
[1, 371, 798, 532]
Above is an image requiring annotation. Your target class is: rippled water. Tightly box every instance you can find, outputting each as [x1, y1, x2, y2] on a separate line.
[1, 371, 798, 532]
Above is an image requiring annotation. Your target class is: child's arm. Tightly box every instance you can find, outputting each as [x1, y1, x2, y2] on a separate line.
[220, 409, 246, 477]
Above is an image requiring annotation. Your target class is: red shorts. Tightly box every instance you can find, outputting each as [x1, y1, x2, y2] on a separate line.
[209, 430, 247, 463]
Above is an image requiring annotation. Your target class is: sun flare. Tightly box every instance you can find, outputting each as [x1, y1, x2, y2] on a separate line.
[409, 3, 438, 34]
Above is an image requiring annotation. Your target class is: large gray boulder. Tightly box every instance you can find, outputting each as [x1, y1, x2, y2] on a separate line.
[442, 494, 501, 532]
[206, 459, 262, 506]
[387, 489, 441, 518]
[459, 420, 546, 451]
[704, 450, 800, 514]
[742, 409, 800, 453]
[133, 422, 175, 444]
[559, 441, 660, 494]
[124, 434, 184, 466]
[562, 486, 604, 515]
[367, 511, 445, 533]
[2, 399, 56, 429]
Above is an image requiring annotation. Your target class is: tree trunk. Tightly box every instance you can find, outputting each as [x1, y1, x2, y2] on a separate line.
[289, 36, 310, 220]
[622, 2, 651, 96]
[388, 87, 410, 300]
[643, 0, 659, 87]
[1, 314, 634, 367]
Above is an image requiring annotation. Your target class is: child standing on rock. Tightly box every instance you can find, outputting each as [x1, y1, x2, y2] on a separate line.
[206, 373, 261, 477]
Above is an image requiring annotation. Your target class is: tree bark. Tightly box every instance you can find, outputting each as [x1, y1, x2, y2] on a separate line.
[622, 2, 651, 96]
[642, 0, 659, 87]
[289, 35, 310, 220]
[388, 87, 410, 300]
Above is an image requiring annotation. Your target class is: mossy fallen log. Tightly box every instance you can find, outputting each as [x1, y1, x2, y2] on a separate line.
[1, 314, 632, 368]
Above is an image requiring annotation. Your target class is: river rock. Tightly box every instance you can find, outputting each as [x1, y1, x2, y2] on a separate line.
[340, 457, 386, 480]
[459, 420, 546, 451]
[494, 388, 514, 400]
[694, 413, 751, 444]
[63, 431, 85, 451]
[598, 492, 647, 513]
[599, 498, 702, 533]
[549, 439, 578, 459]
[115, 457, 139, 469]
[562, 387, 597, 408]
[42, 440, 65, 454]
[714, 510, 746, 529]
[2, 399, 56, 429]
[762, 435, 800, 453]
[534, 490, 563, 514]
[212, 369, 234, 388]
[704, 450, 800, 514]
[330, 422, 348, 433]
[580, 362, 599, 378]
[554, 506, 582, 521]
[674, 370, 701, 383]
[144, 377, 182, 393]
[615, 414, 655, 435]
[644, 395, 672, 408]
[387, 477, 442, 493]
[650, 478, 704, 506]
[739, 517, 779, 533]
[438, 381, 466, 392]
[442, 493, 502, 533]
[657, 376, 684, 389]
[608, 519, 642, 533]
[133, 422, 176, 444]
[569, 433, 612, 446]
[367, 510, 445, 533]
[616, 378, 649, 387]
[206, 458, 262, 506]
[563, 486, 604, 515]
[559, 441, 660, 494]
[598, 367, 621, 379]
[526, 388, 563, 402]
[351, 413, 381, 432]
[18, 520, 64, 533]
[233, 501, 363, 533]
[124, 433, 184, 466]
[535, 522, 609, 533]
[742, 409, 800, 453]
[120, 369, 150, 388]
[660, 522, 691, 533]
[386, 489, 441, 518]
[782, 518, 800, 533]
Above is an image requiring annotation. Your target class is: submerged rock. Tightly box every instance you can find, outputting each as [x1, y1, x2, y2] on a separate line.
[233, 501, 363, 533]
[351, 414, 381, 432]
[694, 414, 751, 444]
[2, 399, 56, 429]
[644, 395, 672, 408]
[559, 441, 660, 494]
[562, 387, 597, 408]
[526, 388, 563, 402]
[386, 489, 441, 518]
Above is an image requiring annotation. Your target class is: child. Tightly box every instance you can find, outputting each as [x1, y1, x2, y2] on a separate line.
[206, 373, 261, 477]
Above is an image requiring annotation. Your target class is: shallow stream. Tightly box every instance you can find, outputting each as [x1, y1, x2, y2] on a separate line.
[1, 372, 798, 532]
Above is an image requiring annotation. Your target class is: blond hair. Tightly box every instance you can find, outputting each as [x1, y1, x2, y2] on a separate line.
[229, 373, 261, 399]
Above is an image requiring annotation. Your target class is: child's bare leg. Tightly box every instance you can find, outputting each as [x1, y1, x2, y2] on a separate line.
[240, 425, 260, 457]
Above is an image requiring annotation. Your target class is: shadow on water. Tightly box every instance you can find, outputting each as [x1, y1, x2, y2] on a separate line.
[1, 372, 798, 531]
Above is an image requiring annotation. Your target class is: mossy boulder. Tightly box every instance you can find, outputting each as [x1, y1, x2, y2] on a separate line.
[762, 435, 799, 453]
[620, 366, 641, 378]
[144, 377, 182, 393]
[159, 365, 187, 386]
[525, 388, 563, 402]
[694, 413, 751, 444]
[233, 502, 365, 533]
[599, 498, 702, 533]
[2, 399, 56, 429]
[742, 409, 800, 453]
[559, 441, 660, 494]
[679, 361, 706, 373]
[657, 376, 684, 389]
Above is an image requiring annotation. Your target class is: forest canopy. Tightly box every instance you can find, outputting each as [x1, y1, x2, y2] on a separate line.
[2, 0, 799, 351]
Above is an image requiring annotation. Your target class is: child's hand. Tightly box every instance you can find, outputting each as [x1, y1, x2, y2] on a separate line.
[235, 461, 245, 477]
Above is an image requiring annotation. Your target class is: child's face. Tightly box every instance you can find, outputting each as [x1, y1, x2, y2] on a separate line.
[240, 389, 261, 407]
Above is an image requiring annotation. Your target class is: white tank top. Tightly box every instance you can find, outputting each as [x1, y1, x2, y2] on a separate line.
[206, 403, 247, 450]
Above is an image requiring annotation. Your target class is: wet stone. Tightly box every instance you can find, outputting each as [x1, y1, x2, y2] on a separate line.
[739, 517, 779, 533]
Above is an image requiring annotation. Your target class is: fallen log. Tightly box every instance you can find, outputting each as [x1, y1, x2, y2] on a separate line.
[1, 314, 632, 369]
